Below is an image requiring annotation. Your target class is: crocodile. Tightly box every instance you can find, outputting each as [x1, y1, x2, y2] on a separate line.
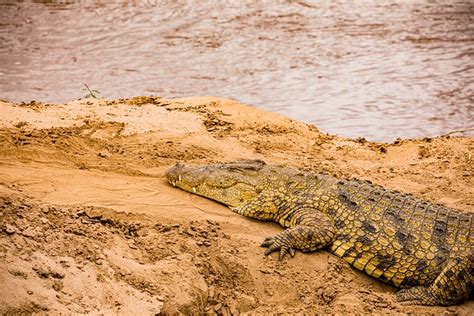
[165, 159, 473, 306]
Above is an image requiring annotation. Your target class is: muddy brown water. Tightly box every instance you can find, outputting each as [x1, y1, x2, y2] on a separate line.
[0, 0, 473, 141]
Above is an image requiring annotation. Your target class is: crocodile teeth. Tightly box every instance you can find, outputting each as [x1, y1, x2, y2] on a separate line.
[178, 174, 182, 181]
[192, 187, 197, 193]
[229, 207, 239, 214]
[172, 181, 176, 187]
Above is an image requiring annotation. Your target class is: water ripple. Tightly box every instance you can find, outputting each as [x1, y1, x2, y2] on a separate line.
[0, 0, 472, 141]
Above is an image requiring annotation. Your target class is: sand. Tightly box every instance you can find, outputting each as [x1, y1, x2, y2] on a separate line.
[0, 96, 472, 314]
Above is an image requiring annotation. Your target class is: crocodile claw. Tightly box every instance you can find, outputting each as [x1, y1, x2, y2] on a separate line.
[261, 236, 296, 260]
[260, 237, 274, 247]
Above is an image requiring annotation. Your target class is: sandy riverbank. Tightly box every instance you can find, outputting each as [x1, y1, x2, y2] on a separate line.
[0, 96, 472, 314]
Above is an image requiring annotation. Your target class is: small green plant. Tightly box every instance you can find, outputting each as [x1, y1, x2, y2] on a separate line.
[81, 84, 101, 99]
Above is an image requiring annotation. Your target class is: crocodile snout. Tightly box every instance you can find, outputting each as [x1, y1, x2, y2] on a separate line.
[165, 164, 184, 183]
[165, 163, 200, 191]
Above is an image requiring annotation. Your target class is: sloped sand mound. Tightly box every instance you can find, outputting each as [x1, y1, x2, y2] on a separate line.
[0, 96, 472, 314]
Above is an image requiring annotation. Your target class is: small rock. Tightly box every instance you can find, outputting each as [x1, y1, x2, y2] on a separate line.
[375, 301, 388, 308]
[27, 290, 33, 295]
[207, 219, 217, 225]
[229, 306, 239, 315]
[59, 258, 72, 268]
[220, 306, 231, 316]
[208, 298, 219, 305]
[5, 224, 16, 234]
[316, 288, 323, 297]
[40, 218, 49, 224]
[98, 151, 108, 158]
[208, 287, 215, 299]
[41, 206, 50, 214]
[21, 227, 37, 238]
[49, 268, 65, 279]
[52, 280, 63, 291]
[237, 294, 257, 308]
[33, 266, 50, 278]
[213, 303, 223, 311]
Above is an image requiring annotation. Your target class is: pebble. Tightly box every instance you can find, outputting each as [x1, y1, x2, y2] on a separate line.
[220, 306, 231, 316]
[5, 224, 16, 234]
[375, 301, 388, 308]
[21, 227, 37, 238]
[208, 287, 215, 299]
[208, 298, 219, 305]
[98, 151, 108, 158]
[27, 290, 33, 295]
[316, 288, 323, 297]
[59, 259, 71, 268]
[52, 281, 63, 291]
[213, 303, 222, 311]
[229, 306, 239, 315]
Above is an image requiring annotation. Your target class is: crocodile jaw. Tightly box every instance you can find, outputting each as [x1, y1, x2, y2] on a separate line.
[165, 162, 261, 208]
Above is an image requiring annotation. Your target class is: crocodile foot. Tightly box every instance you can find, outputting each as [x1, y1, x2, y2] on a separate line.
[261, 234, 296, 260]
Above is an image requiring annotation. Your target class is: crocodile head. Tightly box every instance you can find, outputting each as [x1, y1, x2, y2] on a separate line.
[165, 159, 268, 208]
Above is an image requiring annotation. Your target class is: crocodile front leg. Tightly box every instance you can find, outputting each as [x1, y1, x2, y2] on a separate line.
[261, 208, 335, 260]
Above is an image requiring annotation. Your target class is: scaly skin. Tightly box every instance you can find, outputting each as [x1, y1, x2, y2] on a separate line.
[165, 160, 473, 306]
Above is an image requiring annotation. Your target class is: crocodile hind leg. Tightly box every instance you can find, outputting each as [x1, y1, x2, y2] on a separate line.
[396, 256, 473, 306]
[260, 208, 335, 260]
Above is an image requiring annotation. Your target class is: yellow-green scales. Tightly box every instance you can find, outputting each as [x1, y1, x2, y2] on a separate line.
[166, 160, 473, 306]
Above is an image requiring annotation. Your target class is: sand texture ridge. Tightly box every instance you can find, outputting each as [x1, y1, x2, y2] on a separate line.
[0, 96, 472, 314]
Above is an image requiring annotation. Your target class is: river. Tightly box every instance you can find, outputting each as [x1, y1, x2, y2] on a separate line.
[0, 0, 472, 141]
